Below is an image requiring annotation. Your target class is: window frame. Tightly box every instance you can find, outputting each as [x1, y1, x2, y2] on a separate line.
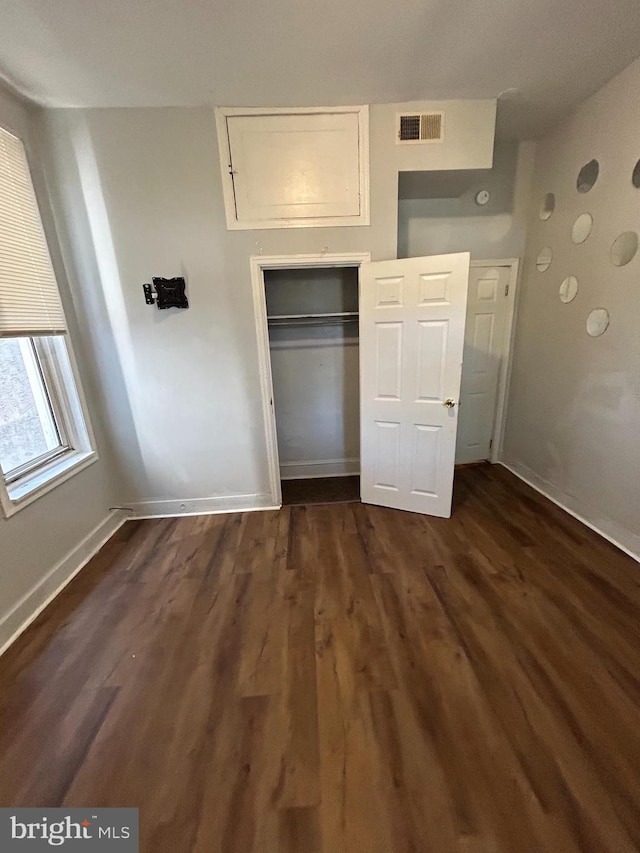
[0, 335, 98, 517]
[0, 121, 98, 518]
[2, 337, 70, 484]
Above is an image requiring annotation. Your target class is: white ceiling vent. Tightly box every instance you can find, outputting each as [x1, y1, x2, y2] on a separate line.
[396, 112, 444, 144]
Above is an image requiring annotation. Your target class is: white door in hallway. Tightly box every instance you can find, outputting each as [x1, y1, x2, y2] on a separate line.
[456, 264, 511, 464]
[359, 253, 470, 518]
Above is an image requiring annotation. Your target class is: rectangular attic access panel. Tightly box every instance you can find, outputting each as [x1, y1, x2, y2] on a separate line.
[215, 106, 369, 230]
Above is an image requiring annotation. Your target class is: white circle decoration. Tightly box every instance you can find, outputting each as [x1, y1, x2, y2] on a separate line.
[586, 308, 610, 337]
[536, 247, 553, 272]
[610, 231, 638, 266]
[559, 276, 579, 303]
[577, 159, 599, 193]
[572, 213, 593, 244]
[539, 192, 555, 221]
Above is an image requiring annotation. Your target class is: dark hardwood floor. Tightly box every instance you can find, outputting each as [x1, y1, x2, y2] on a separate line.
[1, 464, 639, 852]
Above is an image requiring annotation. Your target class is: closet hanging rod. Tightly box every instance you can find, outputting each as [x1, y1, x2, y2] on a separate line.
[266, 311, 359, 321]
[268, 316, 359, 328]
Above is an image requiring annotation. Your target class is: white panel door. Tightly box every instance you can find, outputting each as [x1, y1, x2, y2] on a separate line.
[456, 265, 510, 464]
[227, 112, 361, 223]
[360, 253, 470, 517]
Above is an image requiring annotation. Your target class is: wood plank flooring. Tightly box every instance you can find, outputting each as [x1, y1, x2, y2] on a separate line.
[1, 464, 639, 852]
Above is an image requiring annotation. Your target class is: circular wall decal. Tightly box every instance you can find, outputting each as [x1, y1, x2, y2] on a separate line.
[586, 308, 610, 337]
[610, 231, 638, 266]
[572, 213, 593, 244]
[577, 159, 599, 193]
[539, 192, 555, 221]
[559, 276, 579, 303]
[536, 247, 553, 272]
[632, 159, 640, 188]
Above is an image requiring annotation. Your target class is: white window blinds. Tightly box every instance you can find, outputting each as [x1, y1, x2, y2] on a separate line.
[0, 125, 66, 337]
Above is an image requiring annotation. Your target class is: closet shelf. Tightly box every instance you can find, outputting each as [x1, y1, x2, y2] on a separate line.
[267, 311, 359, 328]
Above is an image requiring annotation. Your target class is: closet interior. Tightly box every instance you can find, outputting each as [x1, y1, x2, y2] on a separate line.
[264, 266, 361, 505]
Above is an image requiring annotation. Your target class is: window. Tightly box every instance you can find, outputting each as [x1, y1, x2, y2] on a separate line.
[0, 124, 96, 516]
[0, 338, 66, 477]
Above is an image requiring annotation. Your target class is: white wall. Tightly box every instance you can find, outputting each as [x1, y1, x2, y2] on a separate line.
[398, 140, 536, 260]
[0, 85, 123, 651]
[36, 98, 496, 513]
[502, 59, 640, 559]
[270, 326, 360, 479]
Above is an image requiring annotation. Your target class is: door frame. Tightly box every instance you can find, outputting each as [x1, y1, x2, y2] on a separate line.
[250, 252, 371, 507]
[468, 258, 520, 464]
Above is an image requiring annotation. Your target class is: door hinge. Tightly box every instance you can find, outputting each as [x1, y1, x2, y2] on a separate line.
[504, 283, 510, 296]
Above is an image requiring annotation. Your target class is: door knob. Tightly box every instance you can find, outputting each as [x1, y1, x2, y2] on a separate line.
[443, 398, 457, 408]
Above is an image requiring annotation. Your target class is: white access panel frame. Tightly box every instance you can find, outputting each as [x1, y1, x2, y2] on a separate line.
[215, 106, 370, 230]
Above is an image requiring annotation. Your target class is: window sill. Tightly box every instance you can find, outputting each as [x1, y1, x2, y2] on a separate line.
[1, 450, 98, 518]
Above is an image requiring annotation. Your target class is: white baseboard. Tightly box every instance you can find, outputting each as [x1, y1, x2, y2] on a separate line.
[128, 492, 278, 519]
[0, 510, 127, 658]
[500, 460, 640, 564]
[280, 458, 360, 480]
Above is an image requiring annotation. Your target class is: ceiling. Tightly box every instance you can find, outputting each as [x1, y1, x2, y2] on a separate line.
[2, 0, 640, 138]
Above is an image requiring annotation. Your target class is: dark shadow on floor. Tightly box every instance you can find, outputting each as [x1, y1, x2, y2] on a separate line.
[281, 476, 360, 506]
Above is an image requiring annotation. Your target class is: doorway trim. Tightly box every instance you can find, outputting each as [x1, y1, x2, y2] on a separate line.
[469, 258, 521, 464]
[250, 252, 372, 507]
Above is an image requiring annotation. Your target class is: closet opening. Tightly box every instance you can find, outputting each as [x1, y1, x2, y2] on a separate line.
[250, 253, 371, 508]
[266, 266, 360, 506]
